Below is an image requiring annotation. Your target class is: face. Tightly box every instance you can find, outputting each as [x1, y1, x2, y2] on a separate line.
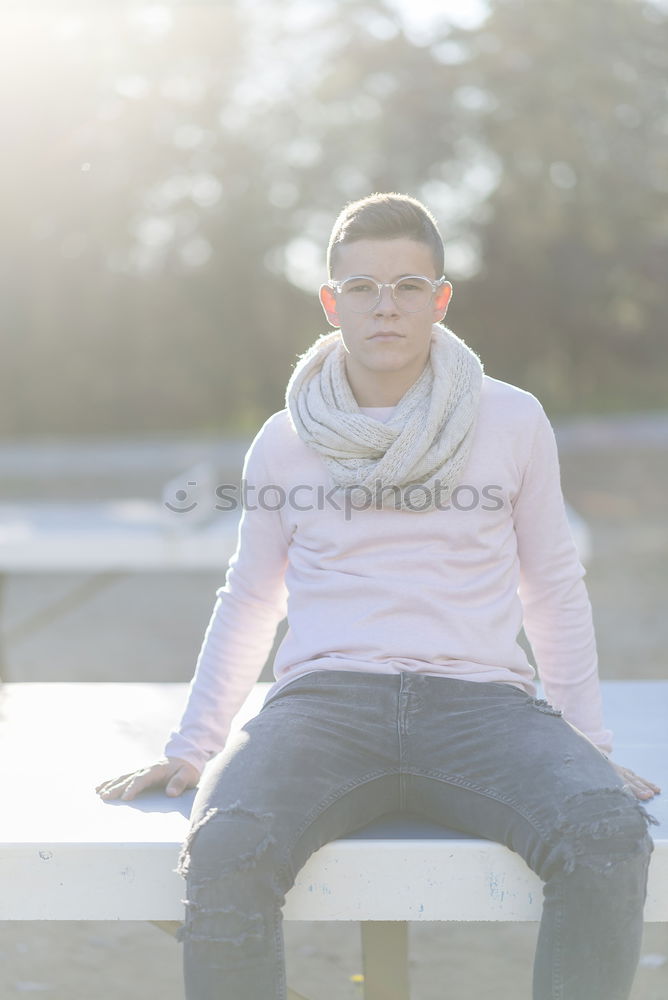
[319, 238, 452, 397]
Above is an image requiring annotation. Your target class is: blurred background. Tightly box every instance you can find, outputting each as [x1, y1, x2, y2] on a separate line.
[1, 1, 667, 997]
[3, 0, 668, 435]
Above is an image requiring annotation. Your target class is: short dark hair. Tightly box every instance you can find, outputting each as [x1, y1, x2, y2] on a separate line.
[327, 192, 445, 278]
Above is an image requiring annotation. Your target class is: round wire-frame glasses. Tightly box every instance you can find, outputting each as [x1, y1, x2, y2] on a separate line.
[324, 274, 448, 313]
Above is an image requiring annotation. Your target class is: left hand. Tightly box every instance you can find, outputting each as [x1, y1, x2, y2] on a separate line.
[608, 761, 661, 800]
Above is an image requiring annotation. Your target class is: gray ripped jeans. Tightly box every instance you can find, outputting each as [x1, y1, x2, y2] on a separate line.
[175, 670, 657, 999]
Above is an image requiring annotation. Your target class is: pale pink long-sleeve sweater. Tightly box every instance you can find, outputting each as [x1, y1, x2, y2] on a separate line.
[164, 374, 614, 772]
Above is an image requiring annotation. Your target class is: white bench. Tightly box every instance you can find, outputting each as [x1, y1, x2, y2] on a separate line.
[1, 680, 666, 1000]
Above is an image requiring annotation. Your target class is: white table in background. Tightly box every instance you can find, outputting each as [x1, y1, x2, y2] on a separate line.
[0, 499, 239, 677]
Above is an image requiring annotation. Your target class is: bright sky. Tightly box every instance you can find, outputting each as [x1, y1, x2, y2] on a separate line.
[389, 0, 489, 36]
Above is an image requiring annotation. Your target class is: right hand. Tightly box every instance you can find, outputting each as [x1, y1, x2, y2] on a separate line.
[95, 757, 200, 801]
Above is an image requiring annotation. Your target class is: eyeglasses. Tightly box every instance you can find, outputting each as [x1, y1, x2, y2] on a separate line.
[324, 274, 448, 314]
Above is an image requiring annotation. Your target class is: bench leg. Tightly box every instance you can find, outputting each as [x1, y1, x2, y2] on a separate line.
[360, 921, 410, 1000]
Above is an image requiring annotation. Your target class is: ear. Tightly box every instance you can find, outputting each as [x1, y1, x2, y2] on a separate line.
[432, 280, 453, 323]
[319, 284, 341, 328]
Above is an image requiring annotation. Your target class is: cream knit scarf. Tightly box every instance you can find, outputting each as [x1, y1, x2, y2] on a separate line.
[285, 324, 484, 512]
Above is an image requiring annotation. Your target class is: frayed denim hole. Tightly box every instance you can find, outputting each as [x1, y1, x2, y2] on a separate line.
[530, 697, 563, 717]
[545, 786, 657, 877]
[177, 894, 266, 947]
[175, 800, 277, 878]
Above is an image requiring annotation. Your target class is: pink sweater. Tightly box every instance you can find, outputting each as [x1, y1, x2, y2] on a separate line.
[164, 374, 613, 771]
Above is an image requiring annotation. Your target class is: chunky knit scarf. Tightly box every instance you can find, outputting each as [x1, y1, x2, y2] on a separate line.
[285, 324, 484, 512]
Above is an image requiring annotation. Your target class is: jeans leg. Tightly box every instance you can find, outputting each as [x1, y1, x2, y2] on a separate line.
[532, 787, 655, 1000]
[400, 674, 658, 1000]
[175, 671, 402, 1000]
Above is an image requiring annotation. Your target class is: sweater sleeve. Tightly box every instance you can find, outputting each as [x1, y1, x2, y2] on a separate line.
[512, 400, 614, 756]
[163, 418, 290, 773]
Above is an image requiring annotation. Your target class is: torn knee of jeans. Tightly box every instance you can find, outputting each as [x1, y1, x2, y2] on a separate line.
[175, 807, 221, 878]
[548, 786, 658, 876]
[174, 800, 277, 879]
[175, 898, 265, 946]
[530, 697, 563, 717]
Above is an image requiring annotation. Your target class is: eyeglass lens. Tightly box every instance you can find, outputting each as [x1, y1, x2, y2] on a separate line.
[338, 277, 435, 313]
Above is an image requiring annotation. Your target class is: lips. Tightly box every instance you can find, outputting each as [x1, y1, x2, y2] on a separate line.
[368, 331, 403, 340]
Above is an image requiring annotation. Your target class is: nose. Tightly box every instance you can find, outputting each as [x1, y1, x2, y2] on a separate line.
[374, 283, 398, 315]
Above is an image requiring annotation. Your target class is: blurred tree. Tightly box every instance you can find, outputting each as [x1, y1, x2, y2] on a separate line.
[435, 0, 668, 411]
[1, 0, 666, 436]
[267, 0, 668, 411]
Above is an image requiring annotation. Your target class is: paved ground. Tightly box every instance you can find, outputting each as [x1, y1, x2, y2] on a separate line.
[1, 416, 667, 998]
